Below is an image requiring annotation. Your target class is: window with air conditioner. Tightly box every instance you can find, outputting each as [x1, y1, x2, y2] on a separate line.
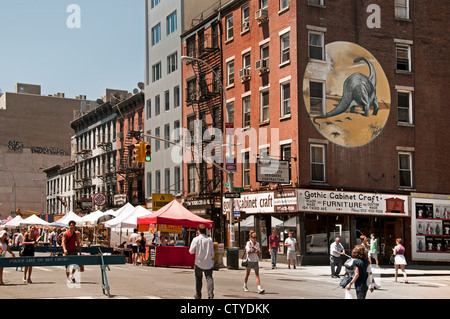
[242, 5, 250, 32]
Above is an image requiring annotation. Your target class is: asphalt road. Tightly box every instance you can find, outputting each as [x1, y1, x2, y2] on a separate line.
[2, 255, 450, 300]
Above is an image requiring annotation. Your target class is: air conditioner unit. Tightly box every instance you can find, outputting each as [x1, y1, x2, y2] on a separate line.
[238, 68, 251, 80]
[255, 59, 269, 72]
[255, 9, 268, 21]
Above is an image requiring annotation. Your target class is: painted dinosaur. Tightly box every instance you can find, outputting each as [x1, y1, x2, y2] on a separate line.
[313, 57, 380, 127]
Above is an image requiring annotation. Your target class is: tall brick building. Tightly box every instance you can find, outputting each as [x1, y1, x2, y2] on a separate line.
[181, 0, 450, 264]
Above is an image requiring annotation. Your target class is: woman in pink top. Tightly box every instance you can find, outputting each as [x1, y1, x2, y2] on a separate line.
[393, 238, 408, 283]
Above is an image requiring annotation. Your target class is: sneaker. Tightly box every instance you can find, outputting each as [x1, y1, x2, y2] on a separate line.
[243, 285, 249, 292]
[258, 288, 265, 294]
[293, 265, 296, 269]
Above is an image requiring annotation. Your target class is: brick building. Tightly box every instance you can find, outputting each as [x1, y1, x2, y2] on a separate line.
[181, 0, 450, 264]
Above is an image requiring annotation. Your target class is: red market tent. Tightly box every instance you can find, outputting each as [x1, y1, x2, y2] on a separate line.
[137, 200, 213, 229]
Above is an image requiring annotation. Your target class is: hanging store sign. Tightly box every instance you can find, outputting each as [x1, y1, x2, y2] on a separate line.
[297, 189, 409, 217]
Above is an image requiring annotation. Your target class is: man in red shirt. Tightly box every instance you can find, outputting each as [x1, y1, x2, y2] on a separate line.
[268, 229, 280, 269]
[62, 220, 82, 283]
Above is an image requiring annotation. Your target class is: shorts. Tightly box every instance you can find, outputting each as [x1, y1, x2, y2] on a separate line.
[246, 261, 259, 269]
[287, 251, 296, 260]
[369, 251, 378, 259]
[138, 246, 146, 253]
[132, 246, 138, 253]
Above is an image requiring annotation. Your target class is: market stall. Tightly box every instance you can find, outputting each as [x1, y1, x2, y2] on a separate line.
[137, 200, 213, 268]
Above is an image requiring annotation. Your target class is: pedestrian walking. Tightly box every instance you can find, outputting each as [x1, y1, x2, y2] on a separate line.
[243, 231, 265, 294]
[330, 237, 345, 278]
[129, 228, 140, 265]
[61, 221, 82, 283]
[393, 238, 408, 283]
[284, 231, 298, 269]
[15, 227, 25, 271]
[346, 245, 374, 299]
[368, 233, 379, 266]
[0, 230, 16, 285]
[268, 229, 280, 269]
[137, 232, 147, 265]
[22, 226, 38, 284]
[189, 224, 214, 299]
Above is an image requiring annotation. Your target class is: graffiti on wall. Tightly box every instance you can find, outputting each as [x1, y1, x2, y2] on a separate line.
[303, 42, 391, 148]
[7, 141, 65, 156]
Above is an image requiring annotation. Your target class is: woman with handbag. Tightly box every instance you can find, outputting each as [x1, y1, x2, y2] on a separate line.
[22, 226, 38, 283]
[243, 231, 265, 294]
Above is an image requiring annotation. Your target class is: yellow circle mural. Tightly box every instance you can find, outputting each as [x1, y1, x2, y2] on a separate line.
[303, 42, 391, 148]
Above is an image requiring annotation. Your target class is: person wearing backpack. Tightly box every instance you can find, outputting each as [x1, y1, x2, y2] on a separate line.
[61, 221, 82, 283]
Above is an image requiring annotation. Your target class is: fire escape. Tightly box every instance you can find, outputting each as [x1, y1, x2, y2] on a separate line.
[116, 129, 145, 205]
[185, 30, 223, 200]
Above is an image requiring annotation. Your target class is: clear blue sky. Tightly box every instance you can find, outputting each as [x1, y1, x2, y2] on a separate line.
[0, 0, 145, 100]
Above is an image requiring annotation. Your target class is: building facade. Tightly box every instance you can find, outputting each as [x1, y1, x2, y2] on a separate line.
[43, 161, 76, 216]
[181, 0, 450, 264]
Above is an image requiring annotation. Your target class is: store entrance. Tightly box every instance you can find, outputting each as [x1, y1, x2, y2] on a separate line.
[355, 216, 403, 259]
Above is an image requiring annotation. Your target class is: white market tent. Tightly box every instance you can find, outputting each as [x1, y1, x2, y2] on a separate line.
[20, 214, 50, 226]
[235, 215, 284, 230]
[112, 202, 135, 218]
[80, 210, 107, 226]
[4, 215, 23, 229]
[104, 205, 141, 228]
[106, 205, 149, 247]
[51, 211, 83, 227]
[119, 206, 152, 229]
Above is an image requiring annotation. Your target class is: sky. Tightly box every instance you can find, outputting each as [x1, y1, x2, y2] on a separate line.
[0, 0, 145, 100]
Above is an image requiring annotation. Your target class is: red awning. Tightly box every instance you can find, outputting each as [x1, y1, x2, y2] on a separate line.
[137, 200, 213, 229]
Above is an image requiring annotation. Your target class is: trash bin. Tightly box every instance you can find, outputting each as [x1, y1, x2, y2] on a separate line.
[226, 247, 240, 270]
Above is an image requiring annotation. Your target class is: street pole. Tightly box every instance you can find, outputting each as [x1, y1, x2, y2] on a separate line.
[0, 165, 17, 214]
[181, 56, 235, 248]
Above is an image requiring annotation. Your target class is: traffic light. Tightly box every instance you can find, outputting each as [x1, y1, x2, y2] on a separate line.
[133, 142, 144, 162]
[144, 143, 151, 162]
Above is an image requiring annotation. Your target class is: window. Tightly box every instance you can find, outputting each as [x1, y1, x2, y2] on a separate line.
[396, 44, 411, 72]
[167, 11, 177, 35]
[397, 91, 412, 124]
[243, 151, 250, 187]
[167, 52, 178, 74]
[146, 100, 151, 119]
[309, 32, 324, 60]
[164, 124, 170, 149]
[260, 0, 268, 9]
[281, 144, 291, 161]
[155, 95, 160, 116]
[227, 60, 235, 87]
[242, 6, 250, 31]
[187, 116, 195, 143]
[152, 23, 161, 46]
[280, 0, 289, 10]
[309, 81, 324, 115]
[174, 86, 180, 108]
[395, 0, 409, 19]
[165, 90, 170, 111]
[281, 82, 291, 116]
[280, 33, 290, 63]
[308, 0, 324, 5]
[174, 167, 181, 193]
[226, 15, 234, 41]
[186, 37, 196, 58]
[261, 43, 269, 61]
[188, 165, 197, 193]
[165, 169, 171, 193]
[243, 52, 251, 69]
[155, 170, 161, 193]
[260, 90, 270, 122]
[147, 172, 152, 197]
[187, 79, 196, 101]
[152, 62, 162, 82]
[174, 120, 181, 143]
[311, 145, 326, 182]
[243, 96, 251, 127]
[151, 0, 160, 8]
[399, 152, 413, 188]
[155, 127, 160, 152]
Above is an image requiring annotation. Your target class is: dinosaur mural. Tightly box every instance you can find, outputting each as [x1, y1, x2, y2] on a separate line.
[303, 42, 391, 148]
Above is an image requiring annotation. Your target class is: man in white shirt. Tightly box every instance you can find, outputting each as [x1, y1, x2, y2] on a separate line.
[330, 237, 345, 278]
[284, 232, 298, 269]
[129, 229, 140, 265]
[189, 224, 214, 299]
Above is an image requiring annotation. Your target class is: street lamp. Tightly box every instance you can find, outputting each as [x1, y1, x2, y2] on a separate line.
[0, 165, 17, 214]
[181, 55, 236, 248]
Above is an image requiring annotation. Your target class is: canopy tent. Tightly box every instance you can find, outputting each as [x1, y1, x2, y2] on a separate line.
[119, 206, 152, 229]
[50, 211, 82, 227]
[235, 215, 283, 230]
[4, 215, 23, 229]
[113, 203, 135, 218]
[105, 205, 143, 229]
[80, 210, 113, 226]
[137, 200, 213, 229]
[20, 214, 50, 226]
